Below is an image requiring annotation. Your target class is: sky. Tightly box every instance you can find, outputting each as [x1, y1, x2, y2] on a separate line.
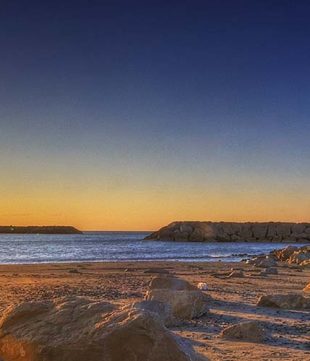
[0, 0, 310, 230]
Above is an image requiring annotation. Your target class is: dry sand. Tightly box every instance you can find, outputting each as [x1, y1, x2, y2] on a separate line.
[0, 261, 309, 360]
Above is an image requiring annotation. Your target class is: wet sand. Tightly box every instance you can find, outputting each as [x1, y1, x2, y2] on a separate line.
[0, 261, 309, 360]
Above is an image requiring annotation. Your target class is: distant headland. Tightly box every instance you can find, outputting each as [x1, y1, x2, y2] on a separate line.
[0, 226, 83, 234]
[145, 221, 310, 243]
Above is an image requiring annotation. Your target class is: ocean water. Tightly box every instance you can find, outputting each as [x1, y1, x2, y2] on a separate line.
[0, 231, 305, 264]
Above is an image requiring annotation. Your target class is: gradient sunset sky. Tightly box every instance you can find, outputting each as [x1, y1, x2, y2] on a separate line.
[1, 0, 310, 230]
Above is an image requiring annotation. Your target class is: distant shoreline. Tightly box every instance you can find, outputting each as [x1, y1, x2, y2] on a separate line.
[0, 226, 83, 234]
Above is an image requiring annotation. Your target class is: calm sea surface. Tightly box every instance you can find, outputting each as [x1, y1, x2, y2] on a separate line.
[0, 232, 305, 264]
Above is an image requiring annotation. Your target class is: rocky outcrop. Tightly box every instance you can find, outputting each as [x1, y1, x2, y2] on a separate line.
[0, 296, 207, 361]
[303, 283, 310, 293]
[220, 321, 266, 342]
[247, 256, 277, 268]
[246, 245, 310, 269]
[0, 226, 83, 234]
[148, 276, 197, 291]
[256, 245, 310, 267]
[145, 276, 210, 325]
[257, 294, 310, 310]
[145, 221, 310, 242]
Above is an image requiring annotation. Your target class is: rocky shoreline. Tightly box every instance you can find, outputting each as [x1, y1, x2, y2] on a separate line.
[145, 221, 310, 243]
[247, 244, 310, 269]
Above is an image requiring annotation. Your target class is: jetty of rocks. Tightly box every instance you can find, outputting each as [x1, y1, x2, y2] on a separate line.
[145, 221, 310, 242]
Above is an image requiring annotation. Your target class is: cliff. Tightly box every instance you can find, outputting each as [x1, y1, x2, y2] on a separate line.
[0, 226, 83, 234]
[144, 221, 310, 243]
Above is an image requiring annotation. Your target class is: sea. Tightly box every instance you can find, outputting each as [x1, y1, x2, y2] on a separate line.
[0, 231, 305, 264]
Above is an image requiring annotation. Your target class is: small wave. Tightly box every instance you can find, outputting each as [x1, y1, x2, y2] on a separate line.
[231, 253, 258, 257]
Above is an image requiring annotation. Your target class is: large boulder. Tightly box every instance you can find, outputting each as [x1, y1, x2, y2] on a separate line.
[257, 294, 310, 310]
[145, 289, 209, 323]
[149, 276, 197, 291]
[146, 276, 209, 324]
[131, 300, 173, 326]
[0, 297, 207, 361]
[220, 321, 266, 342]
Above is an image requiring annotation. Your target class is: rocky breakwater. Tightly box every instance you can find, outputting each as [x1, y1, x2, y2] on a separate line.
[144, 221, 310, 242]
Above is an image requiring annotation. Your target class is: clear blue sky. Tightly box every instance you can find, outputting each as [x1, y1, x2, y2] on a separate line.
[1, 0, 309, 229]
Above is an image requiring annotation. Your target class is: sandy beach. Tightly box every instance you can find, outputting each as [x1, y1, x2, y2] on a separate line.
[0, 260, 308, 361]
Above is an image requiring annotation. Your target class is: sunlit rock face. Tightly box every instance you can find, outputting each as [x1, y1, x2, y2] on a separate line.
[220, 321, 266, 342]
[257, 294, 310, 310]
[144, 276, 210, 326]
[144, 221, 310, 242]
[0, 297, 207, 361]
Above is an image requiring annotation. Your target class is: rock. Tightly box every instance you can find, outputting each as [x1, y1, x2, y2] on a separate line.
[257, 294, 310, 310]
[259, 267, 278, 276]
[198, 223, 217, 241]
[288, 251, 310, 265]
[220, 321, 266, 342]
[227, 270, 244, 278]
[149, 276, 197, 291]
[197, 282, 208, 291]
[252, 223, 268, 240]
[174, 231, 189, 241]
[0, 297, 207, 361]
[145, 289, 209, 323]
[180, 224, 193, 234]
[131, 300, 173, 326]
[146, 276, 209, 323]
[276, 223, 292, 238]
[272, 245, 298, 261]
[291, 223, 306, 235]
[189, 229, 204, 242]
[251, 256, 277, 268]
[239, 223, 253, 240]
[303, 283, 310, 293]
[264, 245, 310, 268]
[300, 260, 310, 268]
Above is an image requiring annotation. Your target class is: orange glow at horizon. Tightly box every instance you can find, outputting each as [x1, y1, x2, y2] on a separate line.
[1, 184, 309, 231]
